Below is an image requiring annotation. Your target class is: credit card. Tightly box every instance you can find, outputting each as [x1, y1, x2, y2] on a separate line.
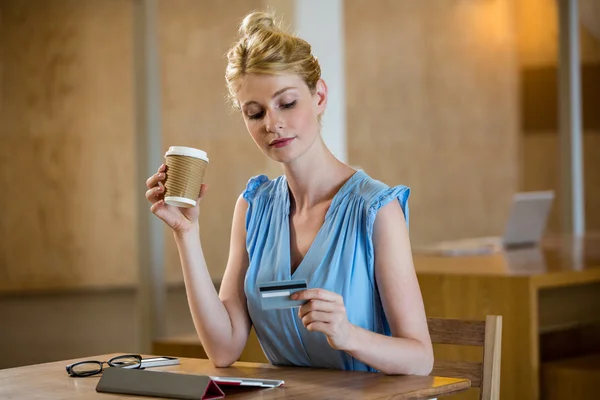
[258, 279, 308, 310]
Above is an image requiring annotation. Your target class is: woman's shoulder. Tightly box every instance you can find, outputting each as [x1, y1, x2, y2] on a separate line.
[351, 170, 410, 205]
[345, 170, 411, 227]
[242, 174, 287, 203]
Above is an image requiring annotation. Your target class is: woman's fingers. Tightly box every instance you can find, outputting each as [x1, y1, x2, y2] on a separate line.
[298, 299, 337, 318]
[146, 171, 166, 190]
[301, 310, 333, 325]
[150, 199, 174, 225]
[145, 181, 165, 203]
[145, 163, 168, 204]
[197, 183, 208, 201]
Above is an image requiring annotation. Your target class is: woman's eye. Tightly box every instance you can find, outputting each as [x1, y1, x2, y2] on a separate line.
[248, 111, 264, 120]
[246, 101, 295, 120]
[281, 100, 297, 109]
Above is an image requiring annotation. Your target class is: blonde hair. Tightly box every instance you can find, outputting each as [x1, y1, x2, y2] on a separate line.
[225, 11, 321, 107]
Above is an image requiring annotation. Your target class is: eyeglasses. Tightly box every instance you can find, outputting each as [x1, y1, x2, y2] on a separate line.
[65, 354, 143, 377]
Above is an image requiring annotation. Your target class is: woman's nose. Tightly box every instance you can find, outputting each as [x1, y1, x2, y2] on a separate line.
[265, 110, 284, 133]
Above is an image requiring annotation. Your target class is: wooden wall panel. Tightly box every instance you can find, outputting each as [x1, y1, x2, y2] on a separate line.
[345, 0, 520, 246]
[521, 133, 600, 234]
[521, 65, 600, 131]
[158, 0, 269, 280]
[0, 0, 136, 292]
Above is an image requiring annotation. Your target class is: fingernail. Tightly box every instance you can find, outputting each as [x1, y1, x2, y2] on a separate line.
[290, 294, 298, 300]
[158, 173, 164, 178]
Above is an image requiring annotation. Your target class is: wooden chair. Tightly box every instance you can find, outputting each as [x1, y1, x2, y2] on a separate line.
[428, 315, 502, 400]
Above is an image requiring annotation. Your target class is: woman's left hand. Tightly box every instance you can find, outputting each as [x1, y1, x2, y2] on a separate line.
[292, 289, 356, 351]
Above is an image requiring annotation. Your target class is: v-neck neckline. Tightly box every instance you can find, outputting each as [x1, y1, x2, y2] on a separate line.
[284, 170, 363, 279]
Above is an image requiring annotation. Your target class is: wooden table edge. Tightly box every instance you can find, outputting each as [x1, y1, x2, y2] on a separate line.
[381, 377, 471, 400]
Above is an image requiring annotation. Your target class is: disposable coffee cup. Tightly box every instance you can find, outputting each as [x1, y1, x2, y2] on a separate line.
[163, 146, 209, 208]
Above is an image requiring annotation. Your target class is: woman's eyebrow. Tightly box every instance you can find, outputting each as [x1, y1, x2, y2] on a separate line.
[242, 87, 296, 107]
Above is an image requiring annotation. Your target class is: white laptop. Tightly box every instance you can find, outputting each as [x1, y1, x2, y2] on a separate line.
[416, 191, 555, 256]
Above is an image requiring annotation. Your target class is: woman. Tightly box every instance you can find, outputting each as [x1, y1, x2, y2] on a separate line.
[145, 11, 433, 375]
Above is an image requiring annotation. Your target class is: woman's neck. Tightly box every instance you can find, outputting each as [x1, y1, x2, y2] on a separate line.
[282, 138, 355, 213]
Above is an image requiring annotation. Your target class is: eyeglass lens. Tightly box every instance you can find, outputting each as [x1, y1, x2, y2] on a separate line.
[70, 361, 103, 376]
[108, 355, 141, 369]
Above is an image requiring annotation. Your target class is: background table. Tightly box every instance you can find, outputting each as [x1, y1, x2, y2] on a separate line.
[415, 234, 600, 400]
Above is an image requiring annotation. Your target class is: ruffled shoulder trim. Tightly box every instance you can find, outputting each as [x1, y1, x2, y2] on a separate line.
[242, 174, 270, 203]
[365, 185, 411, 282]
[366, 185, 410, 233]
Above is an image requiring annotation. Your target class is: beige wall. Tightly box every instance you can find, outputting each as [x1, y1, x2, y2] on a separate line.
[0, 0, 278, 369]
[346, 0, 520, 245]
[0, 0, 269, 292]
[158, 0, 269, 282]
[0, 0, 138, 292]
[515, 0, 600, 68]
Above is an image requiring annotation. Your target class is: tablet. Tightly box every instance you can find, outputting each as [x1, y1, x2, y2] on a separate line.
[210, 376, 284, 388]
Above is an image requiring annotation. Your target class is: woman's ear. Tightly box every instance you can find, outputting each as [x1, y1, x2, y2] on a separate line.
[314, 78, 328, 115]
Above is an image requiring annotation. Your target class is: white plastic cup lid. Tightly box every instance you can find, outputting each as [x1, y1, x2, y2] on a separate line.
[165, 146, 209, 162]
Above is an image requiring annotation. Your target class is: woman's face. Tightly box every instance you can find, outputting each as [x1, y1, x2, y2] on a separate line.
[235, 73, 327, 164]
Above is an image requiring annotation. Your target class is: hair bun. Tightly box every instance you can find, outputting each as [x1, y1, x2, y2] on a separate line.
[239, 11, 277, 38]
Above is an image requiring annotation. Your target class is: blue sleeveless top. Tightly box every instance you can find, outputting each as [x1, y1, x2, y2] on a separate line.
[242, 170, 410, 372]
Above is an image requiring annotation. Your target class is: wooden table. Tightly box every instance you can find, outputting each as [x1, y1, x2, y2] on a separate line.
[151, 235, 600, 400]
[414, 234, 600, 400]
[0, 354, 470, 399]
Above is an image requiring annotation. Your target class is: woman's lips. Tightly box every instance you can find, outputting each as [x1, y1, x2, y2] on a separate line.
[269, 137, 295, 148]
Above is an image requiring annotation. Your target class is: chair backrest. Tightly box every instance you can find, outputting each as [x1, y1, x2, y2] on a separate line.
[428, 315, 502, 400]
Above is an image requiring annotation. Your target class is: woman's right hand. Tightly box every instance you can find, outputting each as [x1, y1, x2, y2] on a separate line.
[145, 164, 207, 234]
